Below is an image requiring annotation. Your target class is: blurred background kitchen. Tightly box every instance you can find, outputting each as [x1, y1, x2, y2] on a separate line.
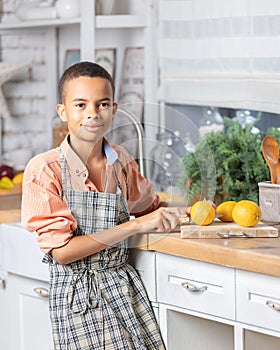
[0, 0, 280, 200]
[2, 2, 280, 350]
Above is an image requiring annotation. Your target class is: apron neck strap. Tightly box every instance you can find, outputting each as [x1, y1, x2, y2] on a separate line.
[59, 147, 129, 200]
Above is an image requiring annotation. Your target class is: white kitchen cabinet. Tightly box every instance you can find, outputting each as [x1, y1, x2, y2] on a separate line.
[0, 225, 12, 349]
[156, 252, 235, 349]
[8, 273, 53, 350]
[0, 268, 11, 349]
[151, 251, 280, 350]
[236, 269, 280, 333]
[236, 269, 280, 350]
[244, 330, 280, 350]
[156, 252, 235, 319]
[159, 304, 234, 350]
[0, 224, 52, 350]
[128, 249, 157, 302]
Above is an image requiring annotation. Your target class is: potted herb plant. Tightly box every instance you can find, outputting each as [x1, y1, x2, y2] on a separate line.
[179, 117, 279, 205]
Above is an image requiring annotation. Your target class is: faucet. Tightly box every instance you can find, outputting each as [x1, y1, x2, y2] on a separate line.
[116, 108, 146, 178]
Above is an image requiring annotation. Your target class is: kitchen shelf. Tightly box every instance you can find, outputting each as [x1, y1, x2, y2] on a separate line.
[0, 15, 146, 31]
[0, 0, 157, 168]
[96, 15, 146, 28]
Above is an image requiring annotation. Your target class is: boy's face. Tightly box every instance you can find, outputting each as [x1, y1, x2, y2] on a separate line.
[56, 76, 116, 145]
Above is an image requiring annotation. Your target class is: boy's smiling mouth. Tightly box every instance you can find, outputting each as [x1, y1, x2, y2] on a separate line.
[82, 123, 104, 132]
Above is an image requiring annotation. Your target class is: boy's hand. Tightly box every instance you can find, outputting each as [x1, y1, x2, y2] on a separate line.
[135, 207, 188, 233]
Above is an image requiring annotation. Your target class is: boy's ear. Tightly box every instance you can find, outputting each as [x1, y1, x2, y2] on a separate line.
[56, 104, 67, 122]
[112, 103, 118, 120]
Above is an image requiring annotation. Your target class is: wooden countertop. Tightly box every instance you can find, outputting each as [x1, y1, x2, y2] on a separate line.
[2, 208, 280, 277]
[130, 230, 280, 277]
[0, 209, 21, 223]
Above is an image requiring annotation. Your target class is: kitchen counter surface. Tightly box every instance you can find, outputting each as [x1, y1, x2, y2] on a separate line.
[130, 228, 280, 277]
[1, 208, 280, 277]
[0, 209, 21, 223]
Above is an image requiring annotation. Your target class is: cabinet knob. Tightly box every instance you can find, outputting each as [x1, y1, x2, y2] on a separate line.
[0, 277, 6, 289]
[181, 282, 207, 293]
[266, 300, 280, 311]
[33, 287, 49, 298]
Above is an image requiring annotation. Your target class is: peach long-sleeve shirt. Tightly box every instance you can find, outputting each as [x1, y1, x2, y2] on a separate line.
[21, 136, 160, 253]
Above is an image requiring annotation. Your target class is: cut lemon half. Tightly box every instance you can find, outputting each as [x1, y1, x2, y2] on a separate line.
[190, 200, 215, 226]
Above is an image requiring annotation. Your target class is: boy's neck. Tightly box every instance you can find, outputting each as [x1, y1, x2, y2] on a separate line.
[70, 137, 105, 165]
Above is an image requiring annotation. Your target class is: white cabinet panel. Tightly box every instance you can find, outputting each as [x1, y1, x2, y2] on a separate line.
[157, 252, 235, 319]
[0, 268, 11, 350]
[1, 224, 49, 282]
[129, 249, 157, 302]
[244, 329, 280, 350]
[9, 273, 53, 350]
[236, 269, 280, 332]
[160, 304, 234, 350]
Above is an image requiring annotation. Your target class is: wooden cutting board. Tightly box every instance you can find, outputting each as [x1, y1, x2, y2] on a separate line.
[180, 220, 279, 238]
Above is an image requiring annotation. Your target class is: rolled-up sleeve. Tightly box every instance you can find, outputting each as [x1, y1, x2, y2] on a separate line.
[21, 154, 77, 253]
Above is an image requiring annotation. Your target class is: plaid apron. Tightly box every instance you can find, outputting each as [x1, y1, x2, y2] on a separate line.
[43, 149, 165, 350]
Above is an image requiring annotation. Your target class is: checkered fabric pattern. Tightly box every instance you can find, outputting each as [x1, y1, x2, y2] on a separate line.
[44, 150, 165, 349]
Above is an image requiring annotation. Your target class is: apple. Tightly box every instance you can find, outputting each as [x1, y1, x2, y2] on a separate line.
[0, 164, 14, 180]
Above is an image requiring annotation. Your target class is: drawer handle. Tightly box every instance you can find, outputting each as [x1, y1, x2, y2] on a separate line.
[181, 282, 207, 293]
[266, 300, 280, 311]
[33, 287, 49, 298]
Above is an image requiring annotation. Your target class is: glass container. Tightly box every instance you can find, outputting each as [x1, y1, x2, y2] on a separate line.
[199, 106, 224, 138]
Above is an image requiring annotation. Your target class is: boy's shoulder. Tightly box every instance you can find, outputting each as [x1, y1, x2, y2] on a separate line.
[26, 148, 60, 171]
[111, 144, 134, 163]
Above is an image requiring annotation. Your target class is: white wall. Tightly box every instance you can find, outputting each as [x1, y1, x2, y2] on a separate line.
[0, 1, 51, 170]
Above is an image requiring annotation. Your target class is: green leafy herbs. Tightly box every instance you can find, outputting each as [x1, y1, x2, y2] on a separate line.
[179, 117, 276, 205]
[265, 127, 280, 145]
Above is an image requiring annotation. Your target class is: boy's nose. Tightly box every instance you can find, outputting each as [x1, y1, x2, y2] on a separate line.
[87, 113, 98, 119]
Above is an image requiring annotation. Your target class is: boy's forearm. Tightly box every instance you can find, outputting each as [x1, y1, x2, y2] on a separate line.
[51, 219, 140, 265]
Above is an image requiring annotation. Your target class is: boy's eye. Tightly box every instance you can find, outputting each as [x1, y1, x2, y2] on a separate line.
[75, 103, 85, 108]
[99, 102, 110, 109]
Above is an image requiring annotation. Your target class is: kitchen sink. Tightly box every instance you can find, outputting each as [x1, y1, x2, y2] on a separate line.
[0, 223, 49, 281]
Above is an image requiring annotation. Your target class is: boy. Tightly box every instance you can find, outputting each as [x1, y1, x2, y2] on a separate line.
[22, 61, 186, 349]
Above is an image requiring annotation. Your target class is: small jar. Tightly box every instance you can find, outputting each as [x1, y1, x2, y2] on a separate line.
[52, 115, 68, 147]
[95, 0, 116, 15]
[55, 0, 80, 18]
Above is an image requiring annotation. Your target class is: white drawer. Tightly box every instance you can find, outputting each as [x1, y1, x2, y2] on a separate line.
[236, 269, 280, 332]
[157, 253, 235, 319]
[128, 249, 157, 302]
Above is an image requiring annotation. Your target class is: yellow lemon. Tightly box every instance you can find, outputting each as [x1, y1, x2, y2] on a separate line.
[232, 200, 262, 227]
[216, 201, 237, 222]
[190, 200, 216, 226]
[12, 172, 24, 184]
[0, 176, 14, 189]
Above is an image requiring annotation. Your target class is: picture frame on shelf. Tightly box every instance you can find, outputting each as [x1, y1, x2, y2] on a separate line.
[118, 46, 145, 122]
[64, 49, 81, 70]
[63, 48, 116, 82]
[108, 47, 145, 159]
[95, 48, 116, 82]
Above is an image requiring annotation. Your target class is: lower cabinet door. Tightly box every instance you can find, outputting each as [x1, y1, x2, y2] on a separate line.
[128, 249, 157, 302]
[0, 268, 11, 349]
[236, 269, 280, 332]
[244, 329, 280, 350]
[159, 304, 234, 350]
[9, 273, 53, 350]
